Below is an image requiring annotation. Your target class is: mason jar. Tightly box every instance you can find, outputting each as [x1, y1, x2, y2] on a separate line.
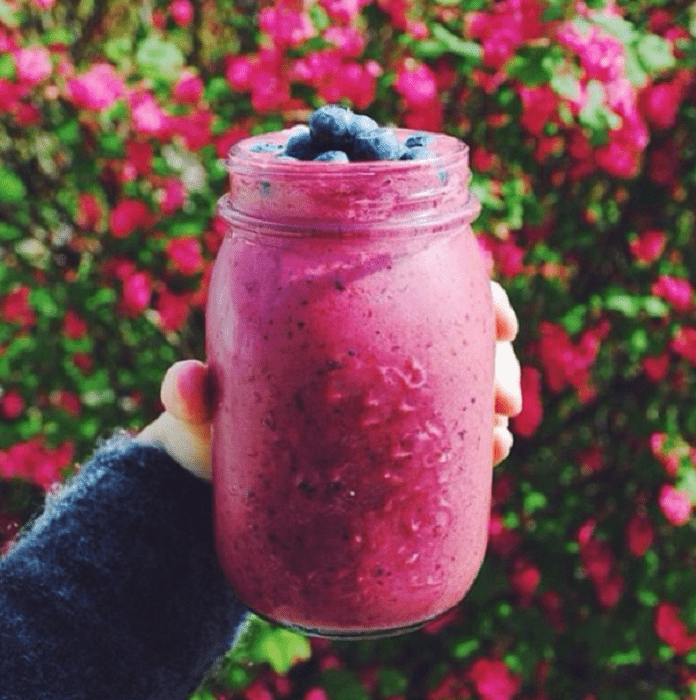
[206, 129, 494, 638]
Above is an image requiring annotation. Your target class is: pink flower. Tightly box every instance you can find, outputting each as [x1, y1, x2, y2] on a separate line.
[122, 140, 154, 181]
[51, 390, 81, 416]
[557, 22, 625, 82]
[160, 179, 187, 216]
[166, 237, 203, 275]
[14, 46, 52, 86]
[130, 92, 171, 138]
[510, 558, 541, 602]
[642, 353, 669, 382]
[652, 275, 694, 312]
[641, 76, 685, 130]
[62, 310, 88, 339]
[170, 0, 194, 26]
[629, 229, 666, 263]
[225, 56, 254, 91]
[655, 603, 696, 655]
[29, 0, 56, 7]
[156, 289, 190, 332]
[466, 0, 545, 69]
[659, 484, 691, 526]
[595, 139, 641, 179]
[512, 366, 542, 437]
[172, 70, 203, 104]
[0, 438, 73, 490]
[260, 4, 315, 47]
[518, 84, 560, 137]
[320, 0, 370, 23]
[243, 679, 273, 700]
[304, 689, 330, 700]
[121, 272, 152, 316]
[67, 63, 126, 111]
[1, 285, 36, 328]
[76, 193, 103, 230]
[109, 199, 151, 238]
[323, 26, 366, 58]
[671, 326, 696, 366]
[626, 511, 654, 557]
[0, 389, 24, 420]
[395, 62, 437, 107]
[467, 658, 522, 700]
[577, 519, 623, 608]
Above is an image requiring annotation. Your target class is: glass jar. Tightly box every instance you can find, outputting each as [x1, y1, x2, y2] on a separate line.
[206, 129, 494, 638]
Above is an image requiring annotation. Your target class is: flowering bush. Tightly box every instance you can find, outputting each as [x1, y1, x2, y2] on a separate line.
[1, 0, 696, 698]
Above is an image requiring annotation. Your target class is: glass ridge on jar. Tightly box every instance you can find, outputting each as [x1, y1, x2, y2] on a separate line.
[206, 128, 495, 639]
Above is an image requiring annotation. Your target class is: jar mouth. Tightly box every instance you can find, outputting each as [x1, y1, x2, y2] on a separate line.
[221, 128, 479, 239]
[226, 128, 468, 177]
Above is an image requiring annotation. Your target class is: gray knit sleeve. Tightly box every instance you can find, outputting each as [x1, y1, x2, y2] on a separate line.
[0, 436, 249, 700]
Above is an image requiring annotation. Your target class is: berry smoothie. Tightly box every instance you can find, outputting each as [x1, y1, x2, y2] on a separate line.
[207, 127, 494, 637]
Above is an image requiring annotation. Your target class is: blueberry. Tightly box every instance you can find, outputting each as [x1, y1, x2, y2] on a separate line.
[348, 114, 379, 140]
[404, 132, 434, 149]
[251, 142, 284, 154]
[351, 128, 402, 161]
[284, 126, 319, 160]
[309, 105, 355, 150]
[314, 150, 350, 163]
[399, 146, 434, 161]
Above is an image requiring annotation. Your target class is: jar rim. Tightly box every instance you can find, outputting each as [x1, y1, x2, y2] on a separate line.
[226, 128, 468, 177]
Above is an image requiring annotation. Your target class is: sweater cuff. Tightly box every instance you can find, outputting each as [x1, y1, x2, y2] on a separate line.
[1, 435, 249, 700]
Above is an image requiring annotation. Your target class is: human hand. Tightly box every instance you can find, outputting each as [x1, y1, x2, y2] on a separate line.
[137, 281, 522, 479]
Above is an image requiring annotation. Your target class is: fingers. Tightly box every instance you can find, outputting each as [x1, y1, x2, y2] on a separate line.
[493, 414, 514, 466]
[491, 280, 518, 342]
[136, 360, 213, 480]
[160, 360, 213, 425]
[494, 341, 522, 416]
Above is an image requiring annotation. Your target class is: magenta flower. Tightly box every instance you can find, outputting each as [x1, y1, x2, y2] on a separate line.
[109, 199, 152, 238]
[170, 0, 194, 27]
[651, 275, 694, 312]
[655, 603, 696, 654]
[512, 366, 542, 437]
[67, 63, 126, 111]
[659, 484, 691, 526]
[467, 657, 522, 700]
[166, 237, 203, 275]
[14, 46, 52, 86]
[629, 229, 666, 263]
[121, 271, 152, 317]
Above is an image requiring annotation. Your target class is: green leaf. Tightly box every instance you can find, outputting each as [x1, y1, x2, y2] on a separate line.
[635, 34, 676, 75]
[0, 53, 15, 79]
[0, 223, 21, 241]
[560, 306, 587, 334]
[0, 168, 27, 204]
[604, 288, 640, 317]
[256, 627, 311, 674]
[431, 23, 482, 61]
[99, 133, 124, 157]
[321, 669, 369, 700]
[378, 667, 409, 697]
[136, 36, 185, 80]
[29, 289, 60, 318]
[0, 0, 19, 28]
[523, 491, 547, 514]
[56, 120, 81, 146]
[608, 648, 642, 666]
[578, 80, 620, 138]
[205, 76, 232, 102]
[677, 469, 696, 505]
[86, 288, 117, 310]
[643, 297, 669, 317]
[592, 14, 636, 45]
[451, 638, 479, 659]
[624, 48, 649, 88]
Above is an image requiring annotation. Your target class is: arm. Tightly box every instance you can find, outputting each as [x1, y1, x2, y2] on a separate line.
[0, 436, 248, 700]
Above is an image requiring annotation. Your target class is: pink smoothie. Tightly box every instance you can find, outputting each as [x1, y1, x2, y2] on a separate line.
[207, 129, 494, 637]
